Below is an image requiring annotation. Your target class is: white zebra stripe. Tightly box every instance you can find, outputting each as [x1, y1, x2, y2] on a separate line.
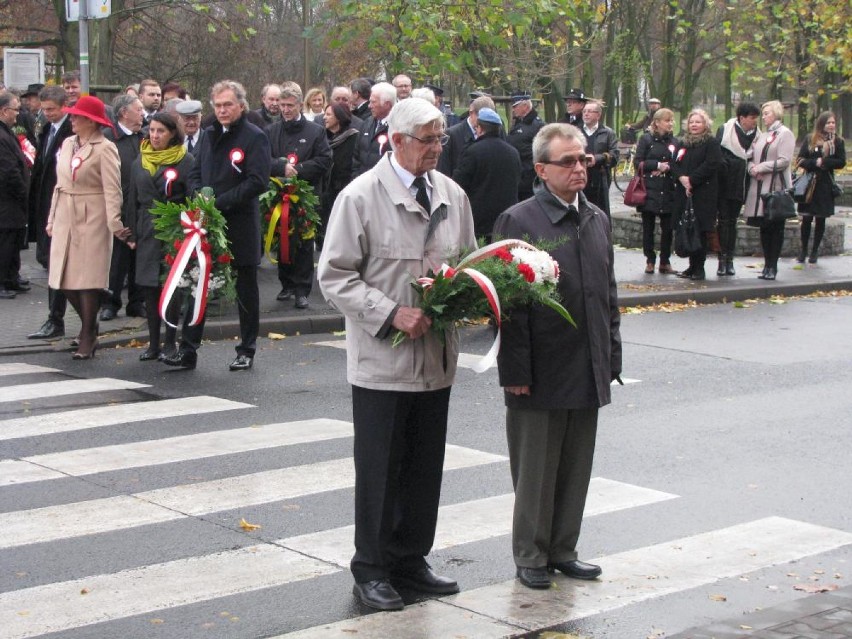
[0, 378, 149, 403]
[0, 364, 61, 377]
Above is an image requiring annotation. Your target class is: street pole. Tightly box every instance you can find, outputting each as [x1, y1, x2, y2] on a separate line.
[303, 0, 310, 91]
[79, 0, 90, 95]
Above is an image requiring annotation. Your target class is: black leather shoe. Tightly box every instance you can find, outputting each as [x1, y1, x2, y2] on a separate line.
[757, 267, 768, 279]
[0, 289, 16, 299]
[764, 268, 777, 280]
[676, 267, 694, 279]
[28, 320, 65, 339]
[163, 350, 197, 370]
[126, 304, 147, 318]
[392, 567, 459, 595]
[229, 354, 253, 371]
[7, 280, 30, 292]
[690, 269, 706, 281]
[139, 348, 161, 362]
[725, 259, 736, 276]
[295, 295, 309, 309]
[547, 560, 602, 580]
[352, 579, 404, 611]
[99, 308, 117, 321]
[516, 566, 551, 589]
[276, 288, 293, 301]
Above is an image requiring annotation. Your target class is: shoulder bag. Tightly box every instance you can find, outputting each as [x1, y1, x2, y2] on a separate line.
[760, 160, 796, 222]
[791, 171, 816, 204]
[674, 197, 702, 258]
[623, 163, 647, 207]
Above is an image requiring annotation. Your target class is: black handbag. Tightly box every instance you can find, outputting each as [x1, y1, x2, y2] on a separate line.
[791, 171, 815, 204]
[760, 161, 796, 222]
[831, 176, 843, 199]
[674, 197, 702, 257]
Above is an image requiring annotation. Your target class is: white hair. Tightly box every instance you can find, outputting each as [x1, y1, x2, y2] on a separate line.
[410, 87, 436, 103]
[370, 81, 397, 106]
[387, 97, 444, 150]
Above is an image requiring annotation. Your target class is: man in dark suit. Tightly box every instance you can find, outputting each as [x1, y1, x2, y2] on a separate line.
[27, 86, 74, 337]
[176, 99, 205, 156]
[100, 94, 146, 321]
[266, 83, 332, 309]
[437, 95, 495, 177]
[351, 82, 396, 178]
[452, 107, 521, 242]
[349, 78, 372, 121]
[559, 88, 587, 127]
[507, 93, 546, 201]
[580, 100, 619, 218]
[167, 80, 271, 372]
[0, 91, 29, 300]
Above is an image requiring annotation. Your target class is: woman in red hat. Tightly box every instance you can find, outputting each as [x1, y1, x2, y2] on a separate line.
[46, 95, 133, 359]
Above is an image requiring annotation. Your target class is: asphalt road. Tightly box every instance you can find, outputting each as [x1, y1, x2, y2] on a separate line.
[1, 295, 851, 639]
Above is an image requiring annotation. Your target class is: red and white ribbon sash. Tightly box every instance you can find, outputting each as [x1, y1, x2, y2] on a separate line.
[159, 211, 211, 327]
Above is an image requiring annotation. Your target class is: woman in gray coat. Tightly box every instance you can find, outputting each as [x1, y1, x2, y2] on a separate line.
[127, 112, 195, 361]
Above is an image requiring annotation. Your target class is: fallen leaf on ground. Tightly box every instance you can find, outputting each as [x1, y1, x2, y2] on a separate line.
[149, 618, 164, 624]
[267, 332, 286, 340]
[238, 518, 261, 532]
[733, 301, 750, 308]
[739, 625, 753, 630]
[709, 593, 727, 601]
[80, 588, 89, 595]
[794, 583, 838, 593]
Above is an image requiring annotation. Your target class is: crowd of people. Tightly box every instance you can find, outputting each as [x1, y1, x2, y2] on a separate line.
[631, 99, 846, 280]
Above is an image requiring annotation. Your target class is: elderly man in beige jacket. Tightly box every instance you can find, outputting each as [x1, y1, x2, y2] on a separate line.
[318, 97, 476, 612]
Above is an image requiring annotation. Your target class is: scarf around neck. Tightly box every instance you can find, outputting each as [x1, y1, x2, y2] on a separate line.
[140, 139, 187, 176]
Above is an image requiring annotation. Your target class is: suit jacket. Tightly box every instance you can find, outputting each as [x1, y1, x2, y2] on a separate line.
[47, 131, 124, 289]
[452, 135, 520, 239]
[351, 116, 390, 177]
[437, 118, 475, 177]
[188, 114, 271, 266]
[185, 129, 206, 157]
[508, 109, 546, 199]
[29, 117, 74, 263]
[0, 121, 30, 230]
[103, 126, 143, 223]
[352, 101, 370, 121]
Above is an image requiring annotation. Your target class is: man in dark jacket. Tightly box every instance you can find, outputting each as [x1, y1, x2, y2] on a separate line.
[494, 123, 621, 591]
[507, 93, 545, 201]
[100, 94, 146, 320]
[251, 83, 282, 128]
[27, 87, 74, 337]
[349, 78, 372, 121]
[352, 82, 396, 177]
[715, 102, 759, 276]
[0, 91, 30, 299]
[266, 84, 332, 309]
[580, 100, 619, 218]
[168, 80, 271, 372]
[452, 108, 520, 241]
[437, 95, 495, 177]
[559, 88, 587, 127]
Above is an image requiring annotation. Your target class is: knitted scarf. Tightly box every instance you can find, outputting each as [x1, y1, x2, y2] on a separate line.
[140, 139, 187, 176]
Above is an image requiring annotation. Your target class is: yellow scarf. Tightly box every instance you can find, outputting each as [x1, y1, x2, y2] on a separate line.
[140, 139, 187, 176]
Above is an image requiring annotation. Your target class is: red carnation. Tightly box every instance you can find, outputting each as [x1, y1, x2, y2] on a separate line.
[297, 208, 306, 217]
[201, 241, 212, 253]
[165, 254, 175, 265]
[517, 263, 536, 283]
[217, 253, 232, 264]
[495, 248, 513, 263]
[173, 239, 182, 250]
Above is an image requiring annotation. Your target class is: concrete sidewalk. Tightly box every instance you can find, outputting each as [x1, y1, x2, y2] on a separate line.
[4, 202, 851, 356]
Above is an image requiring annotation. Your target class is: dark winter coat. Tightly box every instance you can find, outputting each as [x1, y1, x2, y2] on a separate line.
[437, 118, 476, 176]
[267, 115, 332, 195]
[582, 124, 619, 215]
[321, 127, 359, 220]
[633, 131, 679, 217]
[103, 125, 143, 224]
[493, 186, 622, 410]
[507, 109, 546, 200]
[127, 152, 196, 287]
[0, 120, 29, 230]
[452, 134, 521, 239]
[28, 117, 73, 264]
[672, 133, 722, 232]
[716, 119, 755, 204]
[351, 115, 390, 177]
[187, 114, 271, 267]
[796, 137, 846, 218]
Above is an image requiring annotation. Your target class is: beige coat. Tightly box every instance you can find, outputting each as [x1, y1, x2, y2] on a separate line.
[48, 130, 123, 290]
[743, 123, 795, 219]
[317, 154, 476, 392]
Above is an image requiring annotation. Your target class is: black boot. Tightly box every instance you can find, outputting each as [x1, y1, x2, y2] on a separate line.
[717, 255, 727, 276]
[725, 258, 735, 276]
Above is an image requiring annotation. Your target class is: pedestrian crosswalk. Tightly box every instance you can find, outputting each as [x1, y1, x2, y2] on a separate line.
[1, 363, 850, 639]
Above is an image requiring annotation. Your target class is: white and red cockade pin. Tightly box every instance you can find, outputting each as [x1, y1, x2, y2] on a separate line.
[164, 168, 178, 196]
[676, 148, 686, 162]
[668, 144, 676, 156]
[287, 153, 298, 165]
[70, 156, 83, 181]
[230, 148, 245, 173]
[377, 133, 388, 155]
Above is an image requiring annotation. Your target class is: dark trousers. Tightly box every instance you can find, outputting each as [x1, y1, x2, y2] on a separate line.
[350, 385, 452, 583]
[800, 215, 826, 255]
[506, 407, 598, 567]
[179, 264, 259, 357]
[277, 238, 314, 297]
[717, 199, 742, 258]
[641, 212, 673, 264]
[0, 230, 19, 291]
[759, 219, 786, 269]
[103, 237, 143, 312]
[688, 232, 709, 272]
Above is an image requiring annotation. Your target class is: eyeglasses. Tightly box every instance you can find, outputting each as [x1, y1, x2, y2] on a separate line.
[4, 106, 20, 113]
[405, 133, 450, 146]
[541, 155, 590, 169]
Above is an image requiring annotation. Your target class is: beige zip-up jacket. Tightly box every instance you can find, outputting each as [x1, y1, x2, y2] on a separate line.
[318, 154, 476, 391]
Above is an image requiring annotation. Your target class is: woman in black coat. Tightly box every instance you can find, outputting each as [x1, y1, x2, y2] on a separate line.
[796, 111, 846, 263]
[321, 103, 359, 242]
[127, 112, 195, 361]
[633, 108, 678, 274]
[672, 109, 722, 280]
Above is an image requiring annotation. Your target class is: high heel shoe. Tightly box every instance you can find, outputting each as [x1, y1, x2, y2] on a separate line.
[72, 341, 98, 360]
